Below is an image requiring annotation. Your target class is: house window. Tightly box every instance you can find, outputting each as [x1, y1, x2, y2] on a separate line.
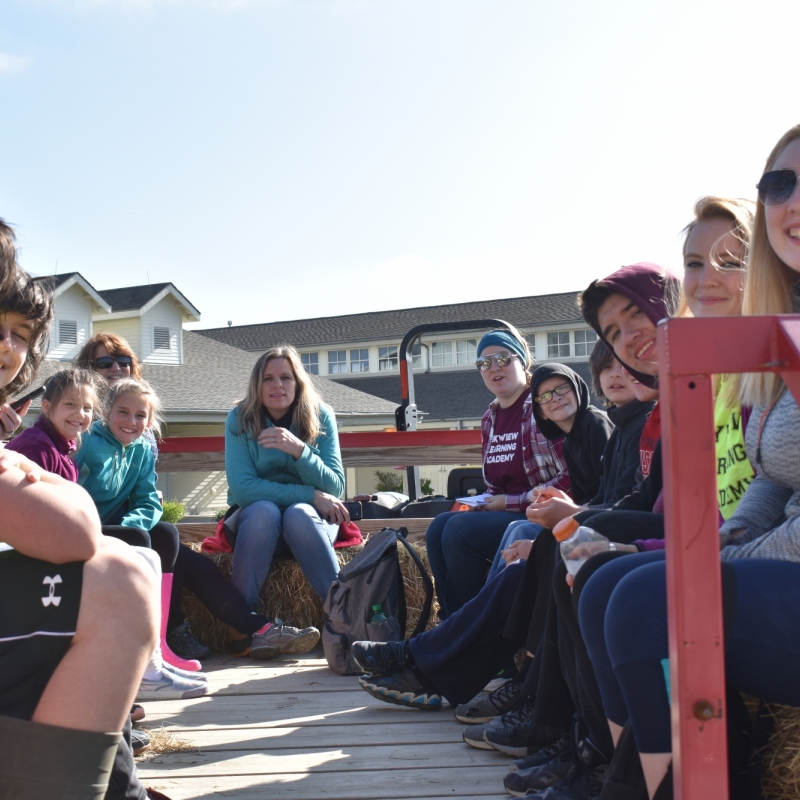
[456, 339, 477, 366]
[524, 334, 536, 359]
[547, 331, 570, 358]
[411, 342, 423, 369]
[431, 341, 453, 367]
[350, 348, 369, 373]
[58, 320, 78, 346]
[328, 350, 348, 374]
[574, 329, 598, 357]
[153, 326, 171, 351]
[301, 352, 319, 375]
[378, 346, 398, 371]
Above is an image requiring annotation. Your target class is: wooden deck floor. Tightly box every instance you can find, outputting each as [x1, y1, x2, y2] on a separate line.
[138, 650, 512, 800]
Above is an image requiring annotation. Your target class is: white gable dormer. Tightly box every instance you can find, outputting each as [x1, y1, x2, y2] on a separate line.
[38, 273, 112, 362]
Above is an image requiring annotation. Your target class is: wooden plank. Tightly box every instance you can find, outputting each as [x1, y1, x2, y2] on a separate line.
[139, 765, 508, 799]
[138, 741, 508, 778]
[175, 523, 217, 544]
[153, 721, 465, 751]
[200, 665, 364, 696]
[158, 451, 225, 472]
[141, 690, 451, 729]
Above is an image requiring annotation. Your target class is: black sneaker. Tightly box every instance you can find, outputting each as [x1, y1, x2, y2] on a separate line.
[352, 639, 410, 676]
[483, 696, 565, 757]
[359, 667, 442, 710]
[508, 730, 573, 772]
[462, 717, 503, 750]
[520, 737, 608, 799]
[131, 728, 151, 755]
[504, 735, 576, 795]
[167, 621, 212, 660]
[455, 677, 523, 724]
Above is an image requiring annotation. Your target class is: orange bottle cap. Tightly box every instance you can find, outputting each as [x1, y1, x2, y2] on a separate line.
[553, 516, 579, 542]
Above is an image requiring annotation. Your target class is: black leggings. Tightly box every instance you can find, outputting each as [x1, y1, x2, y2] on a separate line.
[101, 522, 180, 574]
[169, 546, 269, 636]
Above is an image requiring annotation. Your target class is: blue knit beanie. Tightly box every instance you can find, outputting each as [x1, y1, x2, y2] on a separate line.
[477, 330, 528, 366]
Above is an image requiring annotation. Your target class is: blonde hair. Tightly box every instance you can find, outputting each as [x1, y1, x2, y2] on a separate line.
[237, 345, 323, 444]
[676, 196, 755, 318]
[738, 125, 800, 408]
[104, 378, 163, 438]
[74, 332, 142, 380]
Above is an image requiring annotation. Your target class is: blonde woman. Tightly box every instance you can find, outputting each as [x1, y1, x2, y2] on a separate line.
[225, 345, 346, 655]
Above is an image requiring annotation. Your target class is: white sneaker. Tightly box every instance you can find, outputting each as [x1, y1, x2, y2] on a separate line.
[136, 671, 209, 701]
[162, 661, 209, 683]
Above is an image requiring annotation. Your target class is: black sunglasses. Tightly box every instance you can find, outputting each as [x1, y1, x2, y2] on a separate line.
[94, 355, 133, 370]
[757, 169, 800, 207]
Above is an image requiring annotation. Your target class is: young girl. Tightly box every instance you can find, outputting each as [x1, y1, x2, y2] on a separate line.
[6, 369, 100, 479]
[75, 377, 209, 699]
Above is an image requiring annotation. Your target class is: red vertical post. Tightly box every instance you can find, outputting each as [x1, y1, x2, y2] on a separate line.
[659, 323, 729, 800]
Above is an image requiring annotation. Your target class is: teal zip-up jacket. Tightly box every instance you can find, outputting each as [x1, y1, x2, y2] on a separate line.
[74, 420, 163, 531]
[225, 404, 344, 510]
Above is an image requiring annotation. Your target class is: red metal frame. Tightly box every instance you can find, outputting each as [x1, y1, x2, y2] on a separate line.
[659, 314, 800, 799]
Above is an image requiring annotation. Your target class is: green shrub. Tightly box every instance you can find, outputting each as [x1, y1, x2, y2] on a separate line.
[161, 499, 186, 524]
[420, 478, 434, 496]
[374, 469, 404, 493]
[214, 506, 229, 522]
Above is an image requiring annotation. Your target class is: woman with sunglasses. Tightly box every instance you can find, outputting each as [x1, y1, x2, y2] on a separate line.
[577, 126, 800, 800]
[425, 327, 570, 619]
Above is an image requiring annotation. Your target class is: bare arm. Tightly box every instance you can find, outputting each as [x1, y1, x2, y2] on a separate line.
[0, 449, 102, 563]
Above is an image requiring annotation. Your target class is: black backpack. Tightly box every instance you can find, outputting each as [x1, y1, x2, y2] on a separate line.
[322, 527, 434, 675]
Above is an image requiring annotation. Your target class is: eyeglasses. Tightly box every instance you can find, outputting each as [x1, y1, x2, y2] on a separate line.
[757, 169, 800, 207]
[94, 355, 133, 370]
[475, 352, 518, 372]
[534, 382, 572, 405]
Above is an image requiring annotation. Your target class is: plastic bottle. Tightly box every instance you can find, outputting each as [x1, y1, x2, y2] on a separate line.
[369, 604, 387, 623]
[552, 517, 614, 576]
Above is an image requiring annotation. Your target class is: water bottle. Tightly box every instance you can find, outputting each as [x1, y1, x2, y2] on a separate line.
[553, 517, 614, 576]
[369, 604, 387, 623]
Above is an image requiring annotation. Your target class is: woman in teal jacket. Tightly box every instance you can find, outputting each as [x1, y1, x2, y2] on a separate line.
[226, 345, 348, 609]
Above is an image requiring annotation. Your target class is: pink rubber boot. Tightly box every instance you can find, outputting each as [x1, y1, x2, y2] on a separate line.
[161, 573, 202, 672]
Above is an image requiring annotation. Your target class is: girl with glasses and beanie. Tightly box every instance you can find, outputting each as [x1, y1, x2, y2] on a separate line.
[425, 325, 570, 620]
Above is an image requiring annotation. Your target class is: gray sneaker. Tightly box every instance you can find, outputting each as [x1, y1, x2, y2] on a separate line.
[455, 678, 522, 724]
[249, 618, 320, 660]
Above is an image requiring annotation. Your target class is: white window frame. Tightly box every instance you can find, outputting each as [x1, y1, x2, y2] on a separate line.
[378, 345, 399, 371]
[455, 338, 477, 366]
[328, 350, 348, 374]
[350, 348, 369, 373]
[431, 340, 453, 367]
[574, 329, 598, 357]
[547, 331, 570, 359]
[301, 352, 319, 374]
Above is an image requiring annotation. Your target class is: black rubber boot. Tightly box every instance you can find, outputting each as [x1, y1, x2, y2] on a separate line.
[0, 714, 121, 800]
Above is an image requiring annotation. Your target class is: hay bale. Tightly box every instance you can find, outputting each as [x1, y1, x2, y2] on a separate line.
[182, 541, 438, 654]
[759, 703, 800, 800]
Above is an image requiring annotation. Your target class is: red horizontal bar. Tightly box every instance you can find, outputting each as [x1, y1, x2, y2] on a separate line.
[159, 429, 481, 454]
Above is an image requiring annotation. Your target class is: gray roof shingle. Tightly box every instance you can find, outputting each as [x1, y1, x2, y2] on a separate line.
[98, 283, 174, 312]
[196, 292, 584, 351]
[33, 331, 397, 417]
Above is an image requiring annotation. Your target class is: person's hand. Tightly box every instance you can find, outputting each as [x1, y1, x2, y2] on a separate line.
[526, 497, 580, 528]
[313, 490, 351, 526]
[473, 494, 506, 512]
[529, 486, 570, 504]
[501, 539, 534, 564]
[0, 400, 28, 440]
[257, 427, 305, 460]
[0, 448, 42, 483]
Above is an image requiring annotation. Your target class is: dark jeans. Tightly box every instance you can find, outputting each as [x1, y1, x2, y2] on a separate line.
[581, 553, 800, 753]
[425, 510, 525, 618]
[408, 561, 526, 705]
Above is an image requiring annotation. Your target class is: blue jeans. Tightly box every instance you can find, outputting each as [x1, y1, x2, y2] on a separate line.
[487, 520, 544, 581]
[425, 510, 525, 619]
[231, 500, 339, 609]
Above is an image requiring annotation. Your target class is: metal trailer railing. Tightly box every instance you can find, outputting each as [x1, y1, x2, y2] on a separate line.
[659, 314, 800, 799]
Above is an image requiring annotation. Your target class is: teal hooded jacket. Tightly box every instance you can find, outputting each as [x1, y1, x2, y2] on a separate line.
[74, 420, 162, 531]
[225, 404, 344, 510]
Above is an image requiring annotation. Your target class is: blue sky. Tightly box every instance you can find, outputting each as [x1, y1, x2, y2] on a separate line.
[0, 0, 796, 329]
